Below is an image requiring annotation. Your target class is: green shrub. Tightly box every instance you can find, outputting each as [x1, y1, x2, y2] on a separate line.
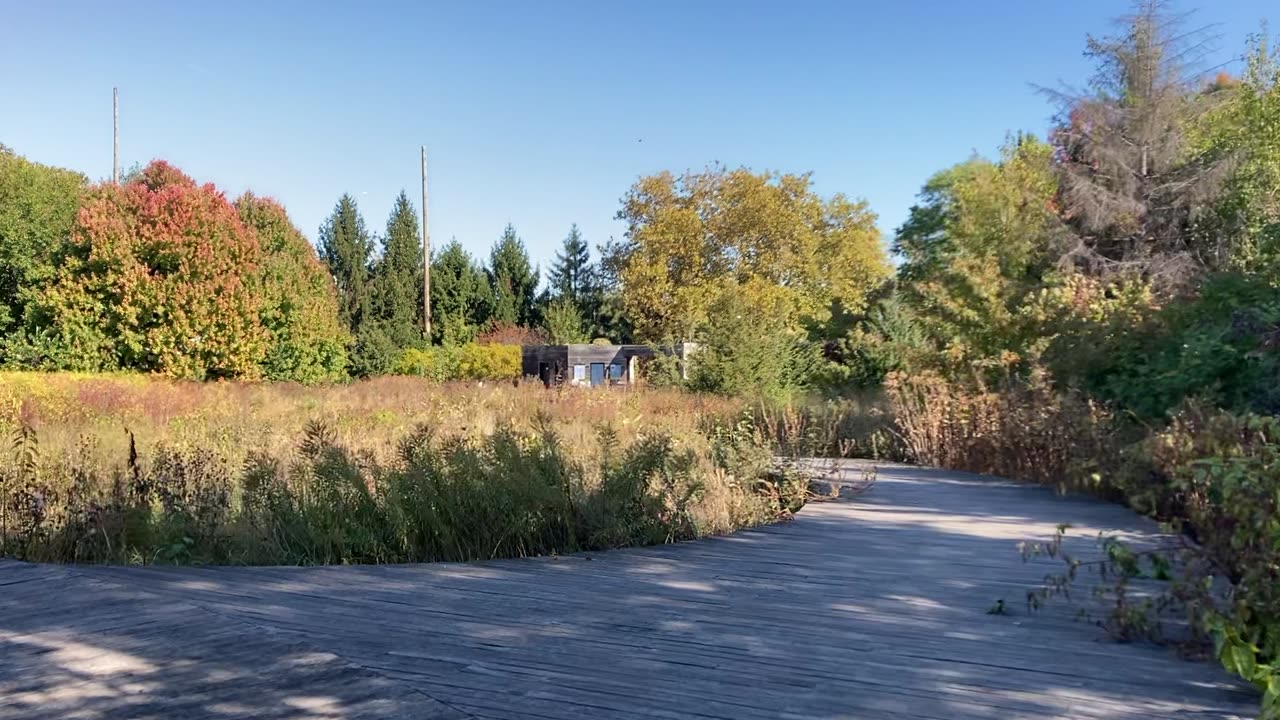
[456, 343, 520, 380]
[1143, 411, 1280, 708]
[394, 346, 456, 381]
[1057, 273, 1280, 420]
[541, 298, 588, 344]
[393, 343, 521, 382]
[639, 345, 686, 389]
[688, 286, 820, 400]
[350, 323, 399, 378]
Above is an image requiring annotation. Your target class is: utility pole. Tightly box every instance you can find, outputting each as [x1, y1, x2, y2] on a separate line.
[421, 146, 432, 341]
[112, 87, 120, 184]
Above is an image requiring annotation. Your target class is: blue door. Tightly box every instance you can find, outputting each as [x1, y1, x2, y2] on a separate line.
[590, 363, 605, 387]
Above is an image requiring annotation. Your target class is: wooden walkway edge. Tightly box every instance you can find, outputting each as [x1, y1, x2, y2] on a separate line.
[0, 463, 1259, 719]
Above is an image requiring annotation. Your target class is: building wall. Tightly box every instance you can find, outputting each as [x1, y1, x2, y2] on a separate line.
[522, 343, 698, 387]
[521, 345, 569, 384]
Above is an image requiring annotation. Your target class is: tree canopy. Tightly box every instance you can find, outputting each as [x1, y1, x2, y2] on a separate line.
[236, 193, 349, 383]
[430, 238, 490, 344]
[318, 194, 374, 333]
[1048, 0, 1237, 289]
[14, 161, 266, 378]
[487, 224, 539, 327]
[609, 166, 889, 341]
[0, 148, 86, 340]
[369, 191, 424, 350]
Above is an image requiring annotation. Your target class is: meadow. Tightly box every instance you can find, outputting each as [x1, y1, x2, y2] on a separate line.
[0, 372, 868, 566]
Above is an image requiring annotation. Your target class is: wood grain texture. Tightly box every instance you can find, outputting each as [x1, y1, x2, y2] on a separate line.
[0, 463, 1258, 719]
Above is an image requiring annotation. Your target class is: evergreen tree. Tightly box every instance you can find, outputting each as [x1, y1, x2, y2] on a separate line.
[487, 224, 539, 327]
[591, 237, 633, 342]
[547, 224, 595, 301]
[1048, 1, 1235, 290]
[318, 194, 374, 332]
[431, 239, 490, 344]
[545, 224, 602, 334]
[370, 191, 423, 350]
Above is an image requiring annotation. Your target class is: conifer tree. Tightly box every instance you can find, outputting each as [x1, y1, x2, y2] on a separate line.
[547, 224, 595, 301]
[545, 224, 602, 335]
[318, 194, 374, 332]
[370, 191, 423, 350]
[487, 224, 539, 327]
[431, 239, 490, 344]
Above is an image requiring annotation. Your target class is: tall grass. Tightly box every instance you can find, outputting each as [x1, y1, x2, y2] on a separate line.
[885, 370, 1122, 493]
[0, 373, 806, 565]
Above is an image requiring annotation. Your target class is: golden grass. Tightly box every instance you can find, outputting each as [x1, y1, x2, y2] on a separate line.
[0, 372, 746, 470]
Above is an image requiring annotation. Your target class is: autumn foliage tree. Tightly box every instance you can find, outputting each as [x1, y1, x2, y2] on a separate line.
[892, 136, 1067, 373]
[14, 162, 266, 378]
[609, 166, 889, 341]
[236, 193, 349, 383]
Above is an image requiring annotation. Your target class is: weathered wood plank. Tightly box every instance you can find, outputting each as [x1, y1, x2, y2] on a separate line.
[0, 463, 1258, 719]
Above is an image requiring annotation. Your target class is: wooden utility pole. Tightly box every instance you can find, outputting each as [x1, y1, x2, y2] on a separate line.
[112, 87, 119, 184]
[421, 146, 432, 341]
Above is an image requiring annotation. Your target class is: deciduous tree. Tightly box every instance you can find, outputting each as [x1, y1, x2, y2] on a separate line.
[609, 166, 888, 341]
[16, 161, 265, 378]
[236, 193, 349, 382]
[0, 148, 85, 343]
[893, 137, 1066, 372]
[1197, 35, 1280, 275]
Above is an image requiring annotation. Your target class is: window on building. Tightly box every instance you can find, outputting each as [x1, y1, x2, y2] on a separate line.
[609, 363, 625, 383]
[572, 364, 587, 385]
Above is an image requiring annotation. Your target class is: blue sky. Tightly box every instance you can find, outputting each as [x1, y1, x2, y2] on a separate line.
[2, 1, 1273, 275]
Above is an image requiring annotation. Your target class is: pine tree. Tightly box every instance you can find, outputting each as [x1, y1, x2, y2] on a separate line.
[1048, 0, 1235, 289]
[545, 224, 603, 336]
[431, 239, 490, 344]
[318, 194, 374, 332]
[370, 191, 423, 350]
[487, 224, 539, 327]
[547, 224, 595, 301]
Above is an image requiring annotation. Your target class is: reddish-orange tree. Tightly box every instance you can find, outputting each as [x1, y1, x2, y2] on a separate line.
[21, 161, 266, 378]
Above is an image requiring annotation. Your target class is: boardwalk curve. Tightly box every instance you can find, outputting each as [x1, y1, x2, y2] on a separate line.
[0, 463, 1258, 719]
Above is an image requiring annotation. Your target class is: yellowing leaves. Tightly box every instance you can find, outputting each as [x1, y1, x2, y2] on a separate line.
[610, 166, 888, 340]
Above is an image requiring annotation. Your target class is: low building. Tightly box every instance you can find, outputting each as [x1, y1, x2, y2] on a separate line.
[521, 343, 696, 387]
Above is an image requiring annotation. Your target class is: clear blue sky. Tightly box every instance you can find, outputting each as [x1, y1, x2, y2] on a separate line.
[2, 1, 1272, 275]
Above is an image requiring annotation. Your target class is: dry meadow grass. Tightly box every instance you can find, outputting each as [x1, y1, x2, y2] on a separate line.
[0, 373, 808, 565]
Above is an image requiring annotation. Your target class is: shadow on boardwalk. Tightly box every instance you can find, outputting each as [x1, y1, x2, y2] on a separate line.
[0, 464, 1259, 719]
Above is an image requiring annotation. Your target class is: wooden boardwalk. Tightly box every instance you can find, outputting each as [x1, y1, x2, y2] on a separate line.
[0, 464, 1258, 719]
